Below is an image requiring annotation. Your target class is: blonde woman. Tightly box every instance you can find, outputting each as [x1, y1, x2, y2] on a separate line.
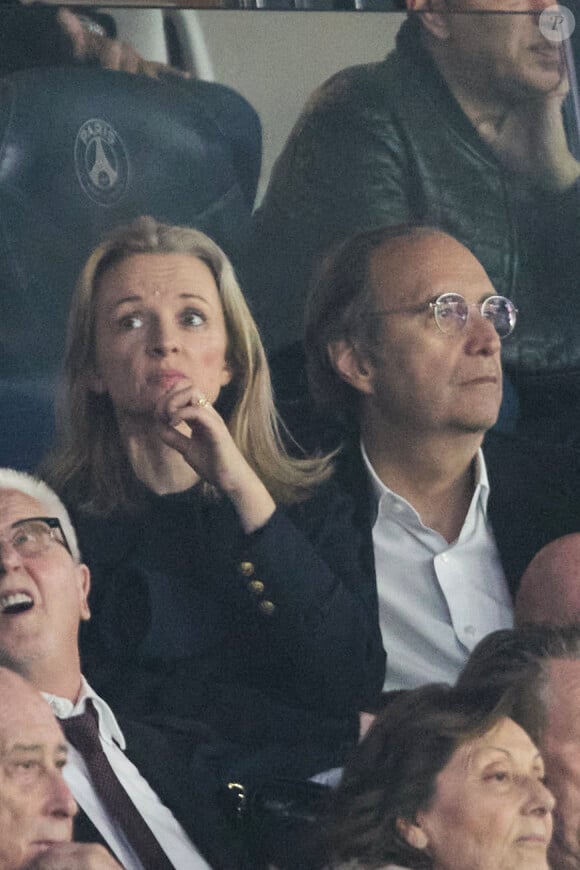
[43, 216, 384, 771]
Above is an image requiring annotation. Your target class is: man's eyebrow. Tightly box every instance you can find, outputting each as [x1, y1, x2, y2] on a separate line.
[9, 743, 44, 753]
[9, 742, 68, 755]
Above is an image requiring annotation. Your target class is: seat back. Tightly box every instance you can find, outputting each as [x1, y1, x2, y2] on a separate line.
[0, 66, 261, 378]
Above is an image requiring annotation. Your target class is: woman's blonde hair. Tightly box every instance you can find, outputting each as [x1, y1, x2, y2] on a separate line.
[43, 216, 333, 514]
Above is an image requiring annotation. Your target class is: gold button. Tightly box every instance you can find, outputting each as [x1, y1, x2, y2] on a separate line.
[248, 580, 265, 595]
[238, 561, 254, 577]
[258, 600, 276, 617]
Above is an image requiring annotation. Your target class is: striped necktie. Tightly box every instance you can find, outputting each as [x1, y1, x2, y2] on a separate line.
[61, 700, 174, 870]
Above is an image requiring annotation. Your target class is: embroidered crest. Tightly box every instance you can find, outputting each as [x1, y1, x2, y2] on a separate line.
[74, 119, 129, 206]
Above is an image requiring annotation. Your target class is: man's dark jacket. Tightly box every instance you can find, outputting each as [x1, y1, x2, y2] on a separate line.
[70, 715, 245, 869]
[336, 430, 580, 605]
[250, 16, 580, 436]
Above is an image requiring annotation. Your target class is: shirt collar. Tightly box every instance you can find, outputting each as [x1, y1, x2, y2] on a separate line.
[360, 440, 490, 517]
[43, 675, 126, 750]
[475, 449, 490, 512]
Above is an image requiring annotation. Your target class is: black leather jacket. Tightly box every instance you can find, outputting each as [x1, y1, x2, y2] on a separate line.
[251, 17, 580, 436]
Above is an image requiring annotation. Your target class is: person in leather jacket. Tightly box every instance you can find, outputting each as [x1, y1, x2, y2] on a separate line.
[250, 1, 580, 446]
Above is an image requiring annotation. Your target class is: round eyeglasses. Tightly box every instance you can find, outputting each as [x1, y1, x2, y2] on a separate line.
[372, 292, 518, 339]
[0, 517, 72, 559]
[430, 293, 517, 338]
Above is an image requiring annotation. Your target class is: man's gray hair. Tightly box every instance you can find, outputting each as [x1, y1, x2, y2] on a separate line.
[0, 468, 81, 562]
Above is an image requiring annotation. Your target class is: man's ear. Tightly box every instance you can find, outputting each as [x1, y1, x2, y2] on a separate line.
[77, 564, 91, 622]
[406, 0, 451, 41]
[396, 817, 430, 851]
[328, 340, 374, 396]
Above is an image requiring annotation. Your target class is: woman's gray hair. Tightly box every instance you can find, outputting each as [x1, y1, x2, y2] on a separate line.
[0, 468, 80, 562]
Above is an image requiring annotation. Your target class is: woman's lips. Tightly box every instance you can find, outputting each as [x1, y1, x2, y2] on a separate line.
[148, 371, 186, 389]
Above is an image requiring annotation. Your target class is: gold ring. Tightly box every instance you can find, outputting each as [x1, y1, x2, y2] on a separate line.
[194, 395, 209, 408]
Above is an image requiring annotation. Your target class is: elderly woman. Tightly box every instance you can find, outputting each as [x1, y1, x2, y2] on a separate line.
[315, 684, 554, 870]
[42, 216, 384, 770]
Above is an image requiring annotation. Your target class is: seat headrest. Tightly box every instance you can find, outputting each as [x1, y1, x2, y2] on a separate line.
[0, 67, 260, 376]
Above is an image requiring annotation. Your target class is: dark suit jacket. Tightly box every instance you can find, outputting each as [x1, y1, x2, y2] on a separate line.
[70, 714, 245, 869]
[72, 478, 385, 783]
[328, 429, 580, 711]
[277, 398, 580, 713]
[336, 429, 580, 606]
[483, 432, 580, 592]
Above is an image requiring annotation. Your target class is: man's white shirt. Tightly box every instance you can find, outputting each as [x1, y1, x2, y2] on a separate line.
[362, 443, 514, 691]
[44, 678, 210, 870]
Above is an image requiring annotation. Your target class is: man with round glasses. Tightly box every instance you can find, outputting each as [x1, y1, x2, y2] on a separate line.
[251, 0, 580, 447]
[375, 292, 518, 340]
[304, 224, 580, 703]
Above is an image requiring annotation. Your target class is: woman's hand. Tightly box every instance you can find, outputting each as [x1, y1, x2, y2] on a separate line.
[156, 383, 276, 534]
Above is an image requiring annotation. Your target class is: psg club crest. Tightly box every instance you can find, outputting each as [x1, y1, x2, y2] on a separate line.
[74, 119, 129, 206]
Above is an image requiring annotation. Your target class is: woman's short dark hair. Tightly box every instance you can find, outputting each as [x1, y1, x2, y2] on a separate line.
[314, 683, 518, 869]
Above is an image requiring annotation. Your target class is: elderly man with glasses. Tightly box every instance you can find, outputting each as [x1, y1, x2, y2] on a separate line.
[0, 468, 243, 870]
[303, 224, 580, 711]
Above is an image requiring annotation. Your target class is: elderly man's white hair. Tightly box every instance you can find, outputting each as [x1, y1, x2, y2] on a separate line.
[0, 469, 80, 562]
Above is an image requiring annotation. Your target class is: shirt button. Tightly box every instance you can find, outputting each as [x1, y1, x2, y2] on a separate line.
[248, 580, 265, 595]
[441, 553, 449, 563]
[464, 625, 476, 636]
[393, 503, 404, 513]
[258, 600, 276, 617]
[238, 561, 254, 577]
